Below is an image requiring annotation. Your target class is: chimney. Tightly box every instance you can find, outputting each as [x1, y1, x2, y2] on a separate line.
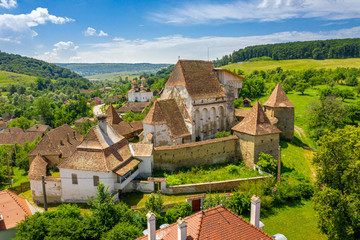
[97, 114, 108, 135]
[250, 195, 261, 228]
[177, 217, 187, 240]
[146, 211, 156, 240]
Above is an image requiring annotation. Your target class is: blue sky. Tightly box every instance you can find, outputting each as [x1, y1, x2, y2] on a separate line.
[1, 0, 360, 63]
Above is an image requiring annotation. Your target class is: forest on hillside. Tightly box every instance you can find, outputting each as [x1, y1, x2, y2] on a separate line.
[0, 51, 89, 84]
[214, 38, 360, 67]
[57, 63, 170, 76]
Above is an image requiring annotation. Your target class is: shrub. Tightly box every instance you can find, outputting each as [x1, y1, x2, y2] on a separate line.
[226, 165, 239, 174]
[145, 192, 163, 214]
[215, 131, 231, 138]
[101, 221, 142, 240]
[226, 192, 251, 215]
[257, 153, 277, 176]
[164, 202, 192, 224]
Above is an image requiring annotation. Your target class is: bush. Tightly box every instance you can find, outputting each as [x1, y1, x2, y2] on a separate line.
[101, 221, 142, 240]
[164, 202, 192, 224]
[226, 165, 239, 174]
[215, 131, 231, 138]
[257, 153, 277, 176]
[226, 192, 251, 215]
[145, 192, 164, 214]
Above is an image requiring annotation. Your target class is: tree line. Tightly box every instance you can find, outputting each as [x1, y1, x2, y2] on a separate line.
[213, 38, 360, 67]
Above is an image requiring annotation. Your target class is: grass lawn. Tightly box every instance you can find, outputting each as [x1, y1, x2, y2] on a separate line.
[1, 167, 30, 190]
[223, 58, 360, 75]
[261, 200, 326, 240]
[153, 162, 261, 186]
[0, 70, 37, 87]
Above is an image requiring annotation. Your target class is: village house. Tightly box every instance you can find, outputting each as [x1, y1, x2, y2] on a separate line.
[128, 77, 154, 102]
[0, 190, 41, 239]
[0, 120, 8, 131]
[142, 60, 245, 145]
[74, 117, 95, 127]
[28, 124, 83, 167]
[139, 196, 277, 240]
[117, 101, 150, 114]
[0, 127, 42, 146]
[56, 115, 153, 202]
[26, 124, 51, 137]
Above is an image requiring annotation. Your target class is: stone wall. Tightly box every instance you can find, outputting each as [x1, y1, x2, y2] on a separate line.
[235, 132, 279, 169]
[264, 107, 294, 141]
[154, 136, 238, 170]
[161, 176, 269, 194]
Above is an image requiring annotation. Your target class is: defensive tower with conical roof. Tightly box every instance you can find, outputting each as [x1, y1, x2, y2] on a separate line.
[263, 83, 295, 141]
[232, 102, 281, 169]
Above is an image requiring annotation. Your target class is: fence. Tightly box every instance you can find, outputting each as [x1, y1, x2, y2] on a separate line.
[8, 182, 30, 194]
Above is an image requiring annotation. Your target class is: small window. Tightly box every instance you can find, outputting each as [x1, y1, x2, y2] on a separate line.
[93, 176, 99, 186]
[261, 140, 264, 143]
[72, 174, 78, 184]
[271, 139, 273, 142]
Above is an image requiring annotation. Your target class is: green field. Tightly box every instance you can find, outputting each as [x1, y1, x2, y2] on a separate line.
[0, 70, 37, 87]
[223, 58, 360, 75]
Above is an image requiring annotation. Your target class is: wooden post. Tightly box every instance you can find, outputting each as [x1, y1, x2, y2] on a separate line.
[277, 146, 281, 183]
[42, 176, 48, 211]
[6, 153, 11, 187]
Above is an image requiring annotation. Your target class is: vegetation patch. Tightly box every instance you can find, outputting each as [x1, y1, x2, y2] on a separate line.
[153, 162, 262, 186]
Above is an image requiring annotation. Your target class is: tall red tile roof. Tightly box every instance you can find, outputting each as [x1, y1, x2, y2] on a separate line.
[166, 60, 226, 100]
[263, 83, 295, 108]
[143, 99, 191, 139]
[138, 205, 273, 240]
[232, 102, 281, 136]
[0, 190, 33, 230]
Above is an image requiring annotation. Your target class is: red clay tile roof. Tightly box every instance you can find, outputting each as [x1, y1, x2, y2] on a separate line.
[166, 60, 225, 100]
[138, 205, 273, 240]
[0, 190, 33, 230]
[28, 154, 48, 180]
[58, 124, 133, 173]
[232, 102, 281, 136]
[28, 124, 82, 158]
[117, 102, 150, 113]
[263, 83, 295, 108]
[143, 99, 190, 139]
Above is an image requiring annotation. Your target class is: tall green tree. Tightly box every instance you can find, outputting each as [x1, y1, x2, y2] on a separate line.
[313, 126, 360, 239]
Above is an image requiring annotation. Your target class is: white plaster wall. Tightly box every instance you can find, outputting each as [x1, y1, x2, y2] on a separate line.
[153, 124, 173, 147]
[216, 71, 243, 89]
[30, 179, 61, 203]
[60, 169, 116, 203]
[128, 91, 153, 102]
[137, 156, 153, 178]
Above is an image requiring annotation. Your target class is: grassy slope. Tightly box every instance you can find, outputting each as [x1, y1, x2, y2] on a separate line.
[0, 70, 37, 87]
[223, 58, 360, 75]
[87, 72, 140, 81]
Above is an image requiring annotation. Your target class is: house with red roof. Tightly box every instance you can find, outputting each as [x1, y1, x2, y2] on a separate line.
[0, 190, 41, 239]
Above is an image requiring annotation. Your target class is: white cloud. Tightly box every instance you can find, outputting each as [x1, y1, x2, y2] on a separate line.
[35, 26, 360, 63]
[84, 27, 108, 37]
[0, 7, 73, 41]
[36, 41, 79, 62]
[152, 0, 360, 24]
[0, 0, 16, 9]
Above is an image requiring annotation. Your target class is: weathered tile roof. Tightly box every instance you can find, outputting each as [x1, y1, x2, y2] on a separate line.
[28, 154, 48, 180]
[0, 120, 8, 129]
[138, 205, 274, 240]
[235, 108, 251, 118]
[144, 99, 191, 139]
[232, 102, 281, 136]
[106, 104, 122, 125]
[28, 124, 82, 158]
[130, 143, 153, 157]
[117, 102, 150, 113]
[263, 83, 295, 108]
[58, 124, 133, 174]
[0, 190, 33, 230]
[129, 121, 143, 132]
[0, 127, 24, 134]
[106, 104, 140, 137]
[166, 60, 226, 100]
[75, 117, 95, 124]
[26, 124, 50, 133]
[113, 158, 140, 176]
[0, 131, 42, 145]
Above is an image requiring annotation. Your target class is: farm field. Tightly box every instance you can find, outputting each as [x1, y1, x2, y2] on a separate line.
[0, 70, 37, 87]
[87, 72, 140, 81]
[223, 58, 360, 75]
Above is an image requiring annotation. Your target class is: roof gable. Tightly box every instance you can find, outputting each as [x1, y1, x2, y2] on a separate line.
[106, 104, 123, 124]
[166, 60, 225, 99]
[232, 102, 281, 136]
[263, 83, 295, 108]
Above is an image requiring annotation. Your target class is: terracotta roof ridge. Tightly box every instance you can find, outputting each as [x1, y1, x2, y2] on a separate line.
[195, 210, 205, 240]
[221, 206, 274, 239]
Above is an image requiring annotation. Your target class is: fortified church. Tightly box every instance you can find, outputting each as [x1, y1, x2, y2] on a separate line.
[28, 59, 295, 203]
